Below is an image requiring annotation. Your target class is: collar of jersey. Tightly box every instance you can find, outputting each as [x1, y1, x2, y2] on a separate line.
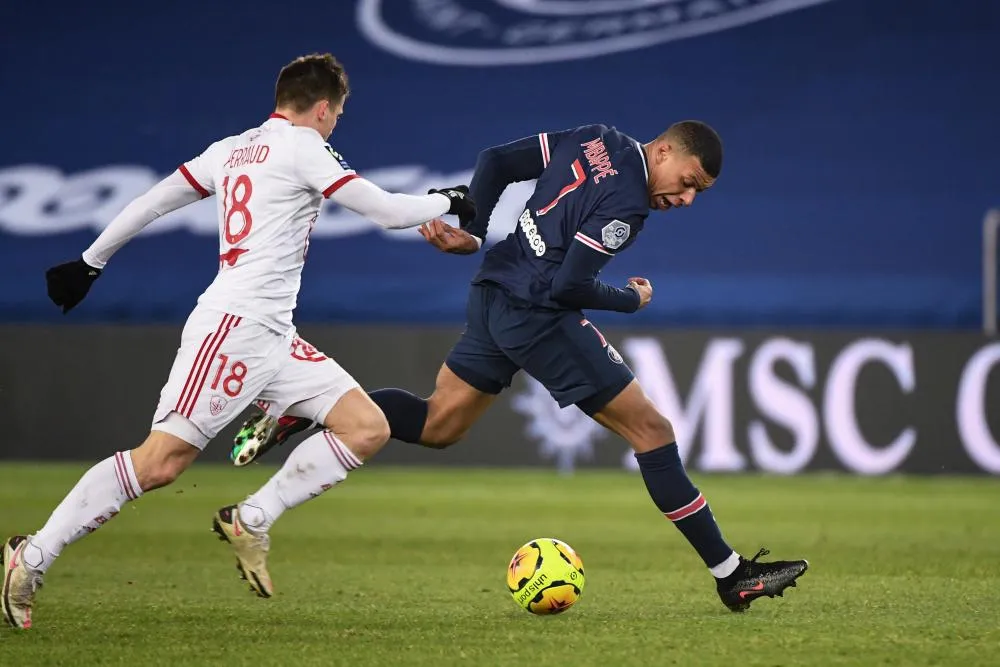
[632, 139, 649, 182]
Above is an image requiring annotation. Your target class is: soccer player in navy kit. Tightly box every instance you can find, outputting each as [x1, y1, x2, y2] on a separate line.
[233, 121, 809, 611]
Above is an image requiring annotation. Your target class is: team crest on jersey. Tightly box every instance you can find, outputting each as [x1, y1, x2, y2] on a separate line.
[607, 344, 624, 365]
[209, 396, 228, 416]
[601, 220, 630, 250]
[325, 145, 351, 170]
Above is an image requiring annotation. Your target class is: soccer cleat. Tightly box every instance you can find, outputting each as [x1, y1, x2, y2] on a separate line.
[1, 536, 43, 629]
[211, 505, 274, 598]
[230, 412, 313, 466]
[716, 548, 808, 612]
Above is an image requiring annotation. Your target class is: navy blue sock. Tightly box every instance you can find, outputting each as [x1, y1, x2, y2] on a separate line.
[368, 388, 428, 444]
[635, 443, 735, 569]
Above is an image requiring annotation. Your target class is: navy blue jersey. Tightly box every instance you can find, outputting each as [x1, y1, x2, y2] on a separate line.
[468, 124, 650, 312]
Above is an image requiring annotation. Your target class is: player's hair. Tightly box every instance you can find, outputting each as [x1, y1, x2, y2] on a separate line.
[662, 121, 723, 179]
[275, 53, 350, 113]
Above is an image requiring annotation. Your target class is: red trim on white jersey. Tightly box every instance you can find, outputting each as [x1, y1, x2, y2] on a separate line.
[539, 133, 551, 167]
[269, 112, 290, 121]
[536, 159, 585, 216]
[178, 164, 210, 198]
[665, 493, 707, 522]
[574, 232, 611, 255]
[176, 314, 241, 418]
[323, 173, 359, 198]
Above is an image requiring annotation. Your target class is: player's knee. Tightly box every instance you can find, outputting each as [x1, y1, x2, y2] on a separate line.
[420, 405, 466, 449]
[420, 420, 464, 448]
[132, 441, 196, 491]
[346, 411, 391, 460]
[632, 409, 676, 452]
[421, 427, 464, 449]
[143, 459, 184, 489]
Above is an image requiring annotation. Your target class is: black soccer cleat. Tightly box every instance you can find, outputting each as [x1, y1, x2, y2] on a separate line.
[716, 548, 808, 612]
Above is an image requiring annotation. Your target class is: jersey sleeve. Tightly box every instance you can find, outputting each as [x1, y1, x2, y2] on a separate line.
[548, 218, 643, 313]
[294, 133, 359, 197]
[177, 140, 227, 198]
[574, 212, 645, 257]
[82, 170, 205, 268]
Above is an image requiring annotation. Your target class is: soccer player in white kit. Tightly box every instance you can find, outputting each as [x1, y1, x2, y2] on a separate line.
[0, 53, 475, 629]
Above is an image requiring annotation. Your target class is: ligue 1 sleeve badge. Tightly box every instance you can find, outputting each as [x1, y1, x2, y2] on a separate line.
[601, 220, 630, 250]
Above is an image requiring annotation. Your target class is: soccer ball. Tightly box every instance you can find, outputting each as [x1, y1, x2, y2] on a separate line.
[506, 538, 585, 615]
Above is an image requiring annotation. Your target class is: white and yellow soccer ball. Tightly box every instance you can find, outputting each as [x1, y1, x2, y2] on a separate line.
[506, 538, 585, 615]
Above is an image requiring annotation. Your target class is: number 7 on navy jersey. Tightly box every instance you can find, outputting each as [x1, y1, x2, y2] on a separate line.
[536, 159, 585, 216]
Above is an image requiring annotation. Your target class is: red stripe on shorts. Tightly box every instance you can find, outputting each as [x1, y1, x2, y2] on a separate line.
[183, 316, 241, 418]
[176, 314, 231, 416]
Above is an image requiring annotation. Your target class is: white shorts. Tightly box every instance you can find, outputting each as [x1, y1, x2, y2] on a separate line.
[152, 306, 359, 449]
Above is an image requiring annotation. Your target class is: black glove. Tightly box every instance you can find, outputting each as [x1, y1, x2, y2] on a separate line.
[429, 185, 476, 226]
[46, 257, 102, 314]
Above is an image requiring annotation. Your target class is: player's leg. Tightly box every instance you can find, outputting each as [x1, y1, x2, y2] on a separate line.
[1, 309, 282, 626]
[213, 338, 391, 597]
[231, 363, 496, 461]
[376, 286, 516, 447]
[229, 285, 514, 463]
[591, 382, 808, 610]
[510, 313, 807, 611]
[403, 361, 497, 447]
[588, 381, 739, 570]
[1, 428, 199, 629]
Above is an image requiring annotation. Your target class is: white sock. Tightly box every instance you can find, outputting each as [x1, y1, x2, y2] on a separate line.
[27, 451, 143, 574]
[709, 551, 742, 579]
[239, 430, 361, 534]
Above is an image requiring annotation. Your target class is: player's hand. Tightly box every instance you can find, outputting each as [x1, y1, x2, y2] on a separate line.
[419, 219, 481, 255]
[46, 257, 102, 314]
[628, 277, 652, 310]
[428, 185, 476, 226]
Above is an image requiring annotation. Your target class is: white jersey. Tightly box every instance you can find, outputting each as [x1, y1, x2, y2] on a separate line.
[81, 112, 450, 332]
[179, 114, 356, 333]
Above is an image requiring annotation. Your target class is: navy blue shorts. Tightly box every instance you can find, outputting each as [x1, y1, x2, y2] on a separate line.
[445, 283, 634, 415]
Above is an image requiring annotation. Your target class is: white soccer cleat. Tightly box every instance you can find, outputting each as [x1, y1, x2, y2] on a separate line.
[211, 505, 274, 598]
[1, 536, 43, 629]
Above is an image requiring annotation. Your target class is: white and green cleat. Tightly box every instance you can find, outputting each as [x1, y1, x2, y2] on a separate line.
[230, 412, 313, 466]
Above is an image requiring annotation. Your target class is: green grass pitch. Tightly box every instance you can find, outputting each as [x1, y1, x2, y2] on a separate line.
[0, 464, 997, 666]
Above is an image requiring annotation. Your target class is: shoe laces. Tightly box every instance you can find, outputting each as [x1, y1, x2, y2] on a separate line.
[750, 547, 770, 563]
[239, 520, 271, 553]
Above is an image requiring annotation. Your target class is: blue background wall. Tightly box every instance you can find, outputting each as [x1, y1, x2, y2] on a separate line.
[1, 0, 997, 327]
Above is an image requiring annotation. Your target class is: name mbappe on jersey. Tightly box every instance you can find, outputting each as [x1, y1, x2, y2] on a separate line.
[474, 124, 650, 309]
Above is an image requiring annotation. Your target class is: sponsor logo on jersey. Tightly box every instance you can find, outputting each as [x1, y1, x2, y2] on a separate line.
[519, 208, 547, 256]
[325, 146, 352, 171]
[357, 0, 836, 66]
